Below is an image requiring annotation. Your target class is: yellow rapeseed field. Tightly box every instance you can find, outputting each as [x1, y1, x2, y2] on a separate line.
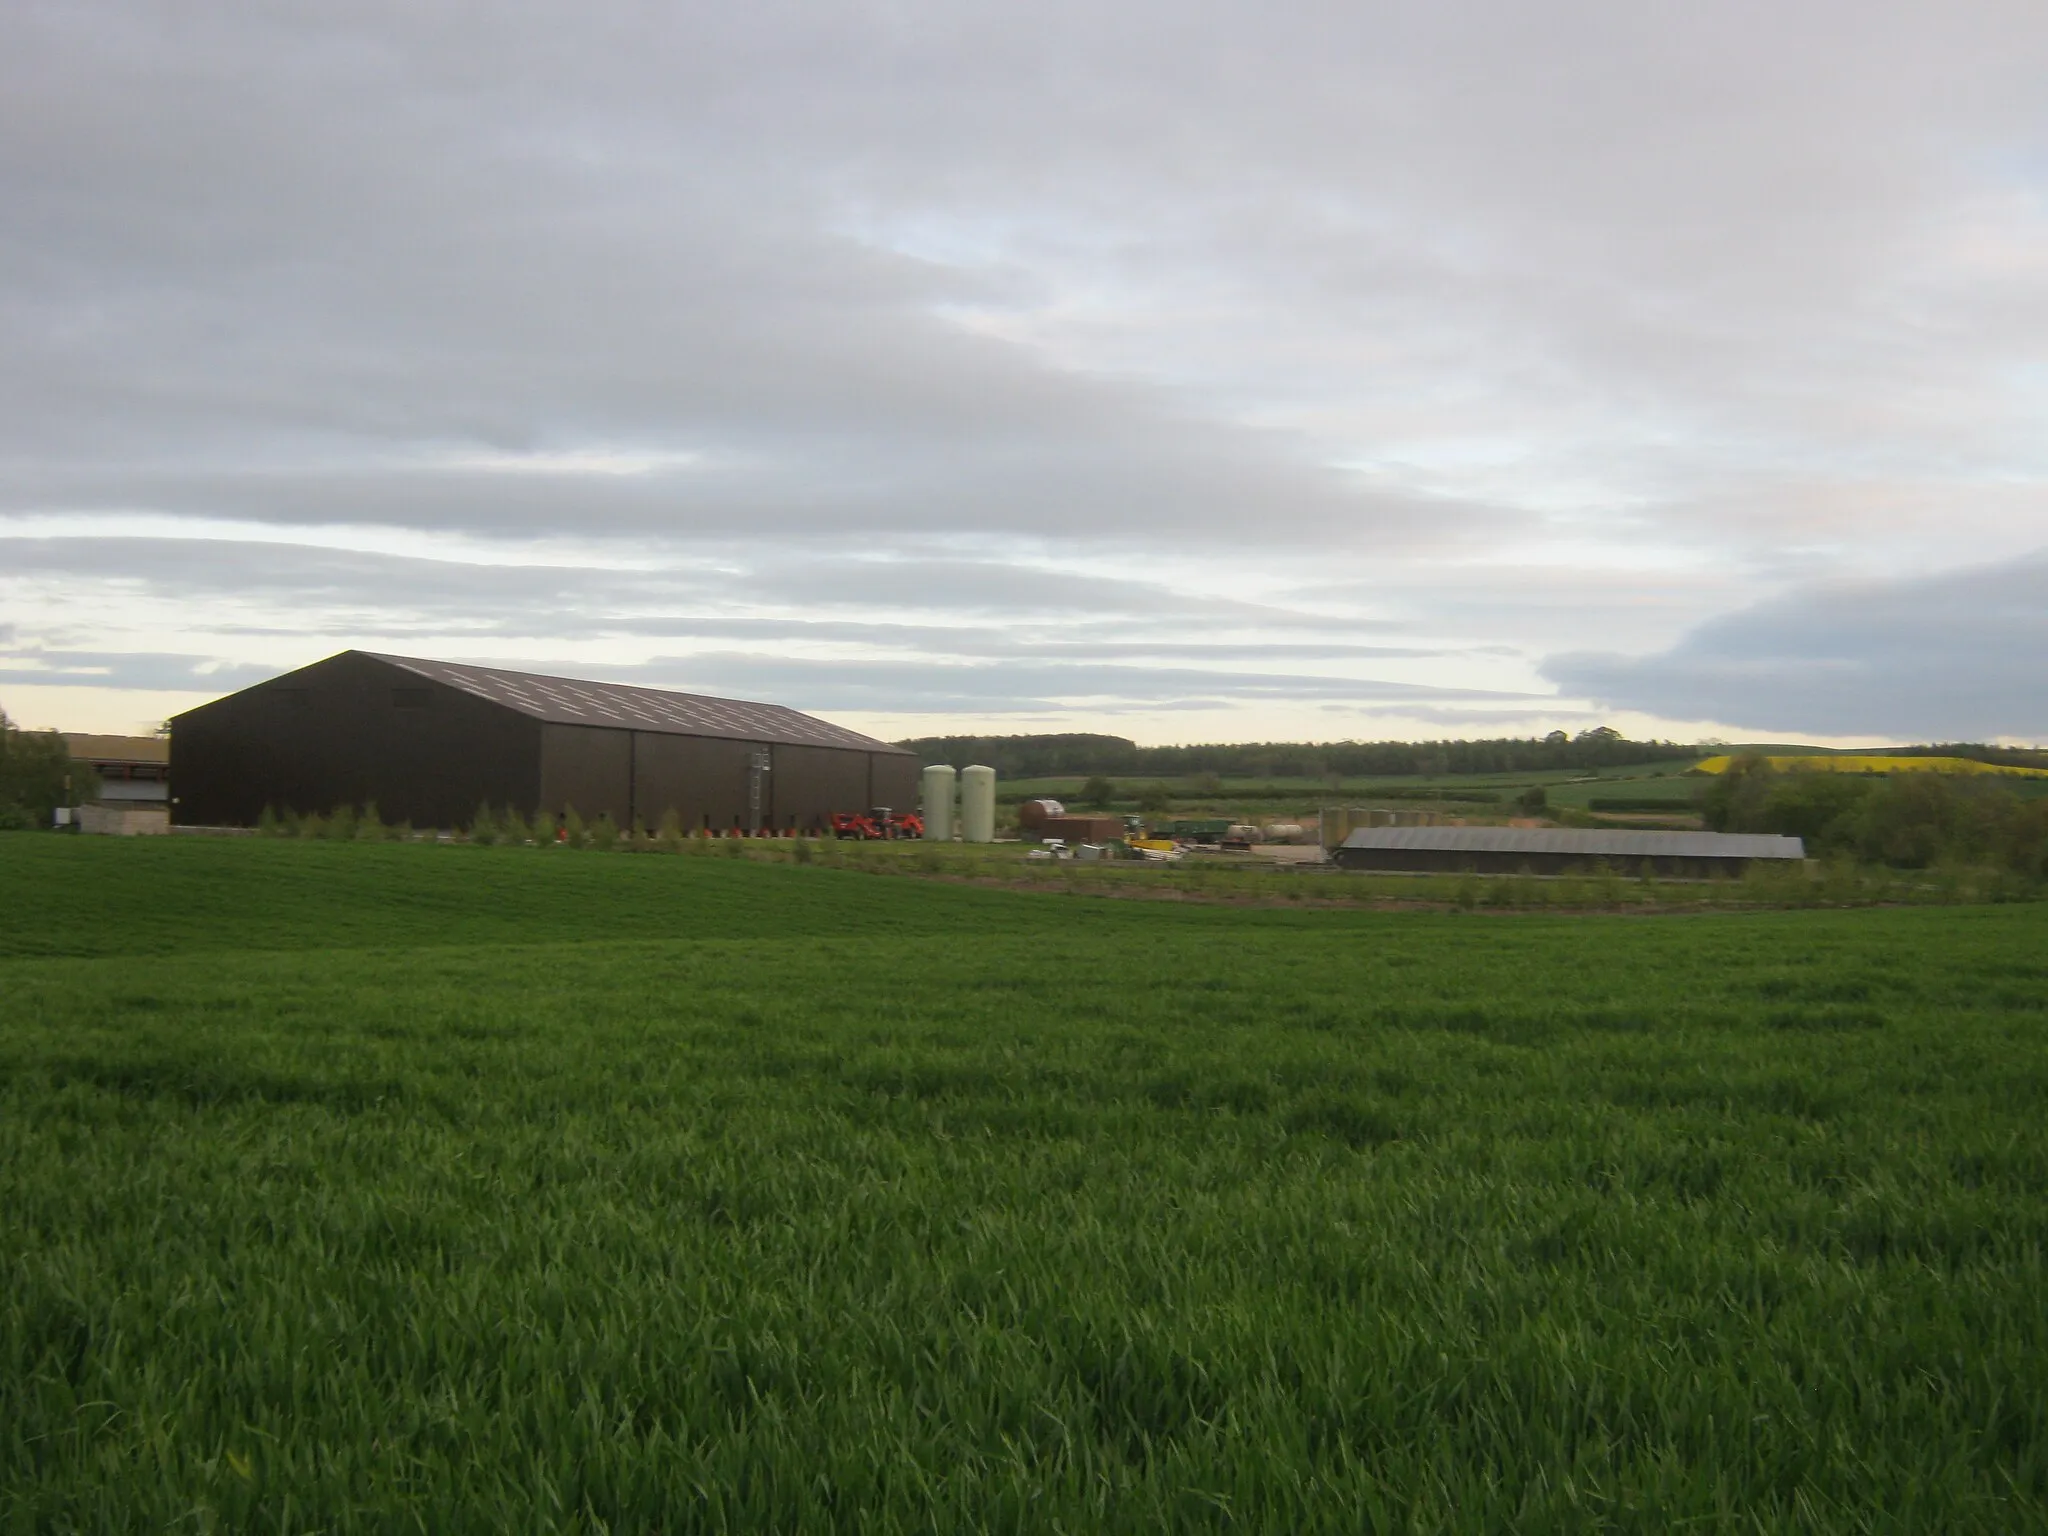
[1693, 754, 2048, 778]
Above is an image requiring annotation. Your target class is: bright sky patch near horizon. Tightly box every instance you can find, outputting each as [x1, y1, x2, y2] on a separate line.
[2, 1, 2044, 746]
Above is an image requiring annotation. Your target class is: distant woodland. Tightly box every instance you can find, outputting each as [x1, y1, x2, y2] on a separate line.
[895, 730, 2046, 781]
[897, 729, 1698, 780]
[1703, 755, 2048, 875]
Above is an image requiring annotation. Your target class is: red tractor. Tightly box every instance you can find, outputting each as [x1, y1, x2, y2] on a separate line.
[830, 807, 924, 840]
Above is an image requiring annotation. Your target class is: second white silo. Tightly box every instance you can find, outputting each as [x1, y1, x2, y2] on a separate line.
[920, 764, 957, 840]
[959, 764, 997, 843]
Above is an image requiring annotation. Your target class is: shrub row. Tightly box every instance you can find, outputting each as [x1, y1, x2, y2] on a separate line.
[1702, 757, 2048, 873]
[256, 803, 826, 862]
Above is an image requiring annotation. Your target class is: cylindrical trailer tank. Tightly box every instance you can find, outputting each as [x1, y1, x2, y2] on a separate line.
[960, 765, 997, 843]
[920, 764, 957, 840]
[1262, 822, 1305, 844]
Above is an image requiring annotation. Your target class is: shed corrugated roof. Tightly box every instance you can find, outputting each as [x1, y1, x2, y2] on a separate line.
[365, 652, 908, 753]
[63, 733, 170, 765]
[1337, 826, 1804, 860]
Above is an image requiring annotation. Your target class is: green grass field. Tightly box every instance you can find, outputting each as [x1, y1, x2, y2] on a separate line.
[4, 837, 2045, 1531]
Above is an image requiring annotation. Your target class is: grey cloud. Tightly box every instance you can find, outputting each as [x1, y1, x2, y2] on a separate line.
[0, 3, 1500, 551]
[0, 536, 626, 604]
[728, 558, 1236, 619]
[0, 636, 1530, 718]
[2, 534, 1418, 649]
[1543, 550, 2048, 740]
[0, 536, 705, 621]
[2, 534, 1451, 717]
[1029, 641, 1435, 661]
[15, 4, 2038, 549]
[7, 3, 2046, 738]
[0, 649, 273, 694]
[1317, 703, 1608, 730]
[492, 652, 1535, 716]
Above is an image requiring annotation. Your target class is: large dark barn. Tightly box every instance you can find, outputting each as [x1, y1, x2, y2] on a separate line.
[170, 650, 918, 832]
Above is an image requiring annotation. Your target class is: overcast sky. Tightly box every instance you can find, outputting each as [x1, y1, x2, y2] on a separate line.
[3, 1, 2044, 744]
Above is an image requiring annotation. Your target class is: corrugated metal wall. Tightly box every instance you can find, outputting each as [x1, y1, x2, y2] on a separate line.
[536, 733, 918, 830]
[537, 723, 633, 825]
[774, 745, 871, 831]
[170, 652, 544, 827]
[868, 751, 920, 817]
[630, 732, 757, 831]
[173, 651, 919, 831]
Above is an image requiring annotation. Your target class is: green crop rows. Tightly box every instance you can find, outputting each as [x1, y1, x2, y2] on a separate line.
[3, 837, 2045, 1532]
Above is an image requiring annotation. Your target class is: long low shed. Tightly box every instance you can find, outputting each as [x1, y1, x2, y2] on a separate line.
[1333, 826, 1805, 877]
[171, 650, 918, 832]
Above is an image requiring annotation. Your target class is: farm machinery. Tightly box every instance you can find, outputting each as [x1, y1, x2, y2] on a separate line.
[830, 807, 924, 840]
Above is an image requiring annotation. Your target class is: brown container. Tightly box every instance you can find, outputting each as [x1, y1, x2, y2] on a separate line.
[1037, 815, 1122, 843]
[1016, 798, 1066, 829]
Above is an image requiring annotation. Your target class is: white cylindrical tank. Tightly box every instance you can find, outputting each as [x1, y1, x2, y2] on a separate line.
[959, 765, 997, 843]
[920, 764, 957, 840]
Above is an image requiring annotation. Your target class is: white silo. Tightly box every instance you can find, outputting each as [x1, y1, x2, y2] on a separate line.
[920, 764, 957, 840]
[959, 765, 997, 843]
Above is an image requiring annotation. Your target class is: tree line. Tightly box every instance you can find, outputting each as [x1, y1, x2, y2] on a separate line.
[896, 727, 1699, 780]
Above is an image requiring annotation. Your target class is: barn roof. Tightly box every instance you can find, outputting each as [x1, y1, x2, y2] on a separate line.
[63, 733, 170, 766]
[1337, 826, 1804, 860]
[365, 652, 909, 753]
